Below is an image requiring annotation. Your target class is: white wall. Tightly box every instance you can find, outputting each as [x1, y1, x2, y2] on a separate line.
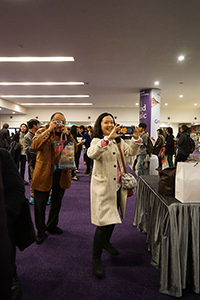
[0, 107, 200, 136]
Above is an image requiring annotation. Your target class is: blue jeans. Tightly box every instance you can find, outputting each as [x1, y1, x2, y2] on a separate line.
[135, 154, 146, 177]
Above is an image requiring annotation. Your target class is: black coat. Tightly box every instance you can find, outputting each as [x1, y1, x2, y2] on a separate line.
[0, 127, 11, 149]
[0, 149, 35, 250]
[165, 134, 175, 155]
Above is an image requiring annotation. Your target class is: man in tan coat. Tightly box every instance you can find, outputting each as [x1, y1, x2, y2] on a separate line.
[31, 112, 77, 244]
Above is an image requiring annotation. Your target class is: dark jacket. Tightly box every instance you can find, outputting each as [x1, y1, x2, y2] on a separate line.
[0, 128, 11, 149]
[165, 134, 175, 155]
[0, 148, 35, 251]
[177, 131, 190, 155]
[82, 131, 91, 149]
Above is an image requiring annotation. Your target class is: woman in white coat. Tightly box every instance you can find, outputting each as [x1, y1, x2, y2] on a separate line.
[87, 112, 141, 278]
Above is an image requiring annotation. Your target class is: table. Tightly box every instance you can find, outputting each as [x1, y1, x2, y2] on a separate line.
[133, 175, 200, 297]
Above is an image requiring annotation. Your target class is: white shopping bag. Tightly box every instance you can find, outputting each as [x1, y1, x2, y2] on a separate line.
[175, 162, 200, 203]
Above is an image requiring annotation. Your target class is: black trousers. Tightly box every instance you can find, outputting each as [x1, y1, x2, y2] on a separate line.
[34, 171, 65, 236]
[85, 149, 92, 173]
[18, 154, 26, 180]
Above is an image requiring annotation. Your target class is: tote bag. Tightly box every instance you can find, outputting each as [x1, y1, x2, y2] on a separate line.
[175, 162, 200, 203]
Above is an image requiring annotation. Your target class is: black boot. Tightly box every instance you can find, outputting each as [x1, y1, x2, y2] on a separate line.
[92, 227, 107, 279]
[103, 224, 119, 255]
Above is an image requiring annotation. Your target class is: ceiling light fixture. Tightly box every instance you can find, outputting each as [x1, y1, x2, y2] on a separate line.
[2, 95, 89, 98]
[194, 103, 197, 106]
[0, 82, 84, 86]
[21, 103, 93, 106]
[178, 55, 185, 61]
[165, 103, 168, 106]
[0, 56, 75, 62]
[179, 95, 183, 98]
[154, 81, 159, 85]
[136, 103, 139, 106]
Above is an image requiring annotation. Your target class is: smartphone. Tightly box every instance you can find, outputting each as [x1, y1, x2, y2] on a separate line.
[119, 126, 134, 135]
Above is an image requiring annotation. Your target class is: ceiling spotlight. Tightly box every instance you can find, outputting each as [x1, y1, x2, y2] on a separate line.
[178, 55, 185, 61]
[179, 95, 183, 98]
[136, 103, 139, 106]
[165, 103, 168, 106]
[154, 81, 159, 85]
[194, 103, 197, 106]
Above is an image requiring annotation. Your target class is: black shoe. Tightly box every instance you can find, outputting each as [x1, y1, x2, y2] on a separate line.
[12, 275, 22, 300]
[23, 180, 29, 185]
[47, 226, 63, 234]
[36, 233, 47, 244]
[82, 172, 91, 176]
[92, 258, 104, 279]
[103, 242, 119, 255]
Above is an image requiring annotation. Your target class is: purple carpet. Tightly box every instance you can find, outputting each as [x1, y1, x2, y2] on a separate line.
[16, 153, 199, 300]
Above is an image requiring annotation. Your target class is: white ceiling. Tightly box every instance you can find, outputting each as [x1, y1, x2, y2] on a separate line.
[0, 0, 200, 114]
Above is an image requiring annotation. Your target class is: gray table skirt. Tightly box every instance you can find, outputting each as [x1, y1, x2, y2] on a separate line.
[133, 175, 200, 297]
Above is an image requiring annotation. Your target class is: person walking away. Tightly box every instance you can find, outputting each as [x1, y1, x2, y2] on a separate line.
[164, 127, 175, 167]
[31, 112, 77, 244]
[135, 123, 148, 177]
[23, 119, 40, 204]
[70, 125, 85, 180]
[0, 123, 11, 150]
[12, 123, 28, 184]
[153, 128, 165, 171]
[80, 125, 92, 176]
[87, 112, 141, 278]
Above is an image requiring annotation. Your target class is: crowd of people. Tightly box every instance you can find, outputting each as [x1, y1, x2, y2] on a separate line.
[0, 112, 195, 299]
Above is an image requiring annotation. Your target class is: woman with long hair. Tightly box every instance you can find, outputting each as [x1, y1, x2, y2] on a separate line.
[87, 112, 141, 278]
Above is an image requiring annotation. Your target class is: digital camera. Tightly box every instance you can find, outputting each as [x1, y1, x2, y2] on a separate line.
[56, 120, 63, 127]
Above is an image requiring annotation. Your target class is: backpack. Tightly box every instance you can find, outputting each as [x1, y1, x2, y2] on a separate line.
[142, 133, 154, 156]
[188, 137, 195, 154]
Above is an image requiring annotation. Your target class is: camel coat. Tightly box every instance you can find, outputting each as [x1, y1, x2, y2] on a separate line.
[31, 124, 77, 192]
[87, 137, 140, 226]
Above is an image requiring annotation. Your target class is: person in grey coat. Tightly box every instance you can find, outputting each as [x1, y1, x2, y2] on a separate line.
[23, 119, 40, 203]
[87, 112, 141, 279]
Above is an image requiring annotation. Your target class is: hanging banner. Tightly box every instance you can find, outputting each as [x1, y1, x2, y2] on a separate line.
[140, 89, 160, 139]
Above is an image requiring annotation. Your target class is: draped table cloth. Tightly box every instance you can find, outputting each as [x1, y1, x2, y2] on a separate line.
[133, 175, 200, 297]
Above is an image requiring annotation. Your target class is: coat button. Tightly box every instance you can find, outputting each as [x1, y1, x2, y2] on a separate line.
[113, 152, 115, 155]
[114, 178, 116, 180]
[114, 165, 117, 167]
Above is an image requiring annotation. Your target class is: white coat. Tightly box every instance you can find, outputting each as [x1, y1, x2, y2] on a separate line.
[87, 137, 140, 226]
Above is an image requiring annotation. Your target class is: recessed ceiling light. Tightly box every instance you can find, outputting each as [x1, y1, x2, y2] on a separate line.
[21, 103, 93, 106]
[136, 103, 139, 106]
[0, 108, 2, 110]
[178, 55, 185, 61]
[1, 95, 89, 98]
[12, 112, 15, 114]
[154, 81, 159, 85]
[0, 56, 75, 62]
[179, 95, 183, 98]
[194, 103, 197, 106]
[0, 82, 84, 86]
[165, 103, 168, 106]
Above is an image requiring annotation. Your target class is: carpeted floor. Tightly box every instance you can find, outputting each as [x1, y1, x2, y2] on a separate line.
[16, 153, 199, 300]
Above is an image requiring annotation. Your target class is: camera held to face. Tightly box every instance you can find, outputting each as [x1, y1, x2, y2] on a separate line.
[56, 120, 63, 127]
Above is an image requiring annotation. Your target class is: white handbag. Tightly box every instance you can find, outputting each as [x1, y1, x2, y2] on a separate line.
[175, 162, 200, 203]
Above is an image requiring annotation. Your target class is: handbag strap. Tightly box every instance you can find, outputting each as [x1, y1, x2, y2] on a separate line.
[117, 143, 127, 174]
